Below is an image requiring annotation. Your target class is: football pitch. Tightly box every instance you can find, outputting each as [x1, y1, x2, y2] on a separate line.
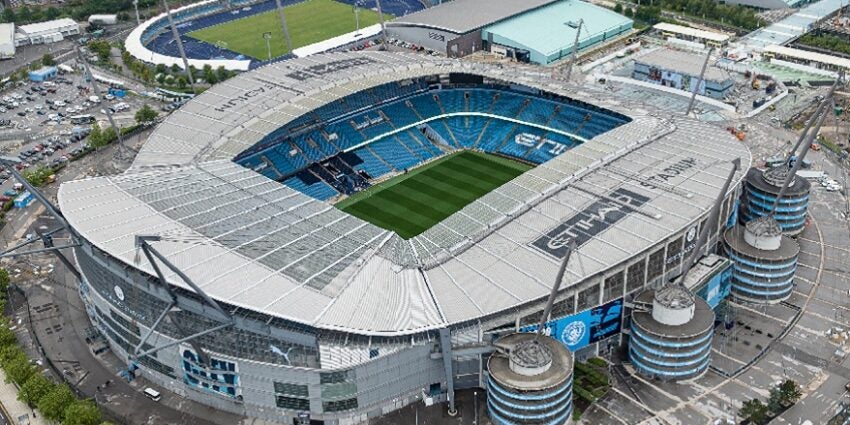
[336, 151, 533, 239]
[187, 0, 390, 60]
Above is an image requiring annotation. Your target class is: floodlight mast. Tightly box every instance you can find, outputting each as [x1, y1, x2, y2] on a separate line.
[162, 0, 197, 94]
[274, 0, 293, 54]
[74, 46, 130, 161]
[563, 19, 584, 82]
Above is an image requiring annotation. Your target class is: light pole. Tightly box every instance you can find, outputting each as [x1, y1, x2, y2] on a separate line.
[132, 0, 141, 25]
[263, 32, 272, 61]
[353, 2, 361, 36]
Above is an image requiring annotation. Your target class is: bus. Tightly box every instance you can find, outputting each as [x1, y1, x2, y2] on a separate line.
[70, 114, 95, 124]
[155, 87, 194, 102]
[143, 387, 161, 402]
[91, 74, 125, 89]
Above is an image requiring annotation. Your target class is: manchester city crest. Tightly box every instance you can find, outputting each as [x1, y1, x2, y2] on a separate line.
[561, 321, 586, 346]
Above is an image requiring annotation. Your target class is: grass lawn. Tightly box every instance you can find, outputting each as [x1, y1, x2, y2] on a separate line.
[187, 0, 390, 60]
[336, 151, 532, 239]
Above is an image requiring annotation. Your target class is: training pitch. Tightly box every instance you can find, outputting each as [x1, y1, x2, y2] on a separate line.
[187, 0, 389, 60]
[336, 151, 533, 239]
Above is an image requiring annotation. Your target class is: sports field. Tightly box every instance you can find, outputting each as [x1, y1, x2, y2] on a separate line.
[187, 0, 390, 60]
[337, 151, 533, 239]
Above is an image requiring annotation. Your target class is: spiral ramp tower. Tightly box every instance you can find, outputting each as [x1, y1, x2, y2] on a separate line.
[628, 286, 715, 380]
[723, 216, 799, 303]
[739, 165, 810, 236]
[487, 334, 574, 425]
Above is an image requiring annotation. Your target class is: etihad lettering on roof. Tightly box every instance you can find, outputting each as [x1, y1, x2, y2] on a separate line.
[286, 57, 378, 81]
[214, 83, 277, 113]
[639, 157, 697, 190]
[531, 187, 650, 259]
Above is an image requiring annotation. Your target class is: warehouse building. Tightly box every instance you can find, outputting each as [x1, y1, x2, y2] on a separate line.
[482, 0, 632, 65]
[385, 0, 558, 56]
[632, 49, 734, 99]
[0, 24, 14, 59]
[16, 18, 80, 46]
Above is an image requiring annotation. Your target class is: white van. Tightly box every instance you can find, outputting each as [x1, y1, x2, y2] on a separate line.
[143, 387, 161, 401]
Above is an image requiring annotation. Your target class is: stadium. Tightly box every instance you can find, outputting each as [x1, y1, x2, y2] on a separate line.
[58, 52, 751, 424]
[125, 0, 420, 71]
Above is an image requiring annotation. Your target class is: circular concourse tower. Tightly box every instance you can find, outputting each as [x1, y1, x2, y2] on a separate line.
[724, 215, 799, 303]
[740, 166, 810, 235]
[629, 286, 714, 381]
[488, 334, 574, 425]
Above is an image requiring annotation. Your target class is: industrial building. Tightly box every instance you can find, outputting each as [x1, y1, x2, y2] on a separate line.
[15, 18, 80, 46]
[58, 52, 750, 424]
[481, 0, 633, 65]
[764, 44, 850, 76]
[722, 0, 810, 10]
[653, 22, 730, 49]
[28, 66, 57, 82]
[385, 0, 557, 56]
[632, 49, 734, 99]
[385, 0, 630, 61]
[88, 14, 118, 26]
[0, 23, 15, 59]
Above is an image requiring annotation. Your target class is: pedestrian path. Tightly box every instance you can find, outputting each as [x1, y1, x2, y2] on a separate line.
[0, 369, 49, 425]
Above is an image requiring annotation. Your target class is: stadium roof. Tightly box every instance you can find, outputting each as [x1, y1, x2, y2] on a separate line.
[386, 0, 558, 34]
[653, 23, 730, 43]
[764, 44, 850, 71]
[17, 18, 77, 35]
[482, 0, 632, 56]
[636, 48, 732, 83]
[58, 52, 751, 336]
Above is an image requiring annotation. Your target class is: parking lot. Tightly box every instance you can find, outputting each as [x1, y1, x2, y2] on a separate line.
[0, 63, 168, 198]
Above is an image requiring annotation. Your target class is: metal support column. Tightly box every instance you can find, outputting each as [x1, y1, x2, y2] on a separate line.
[685, 47, 714, 117]
[563, 19, 584, 82]
[439, 327, 457, 416]
[74, 47, 130, 161]
[375, 0, 388, 50]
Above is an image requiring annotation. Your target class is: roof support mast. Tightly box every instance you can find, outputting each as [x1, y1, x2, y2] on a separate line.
[563, 19, 584, 82]
[678, 158, 740, 284]
[274, 0, 293, 55]
[685, 47, 714, 117]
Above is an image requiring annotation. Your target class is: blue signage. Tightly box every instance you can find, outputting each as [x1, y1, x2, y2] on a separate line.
[726, 199, 740, 229]
[697, 263, 732, 309]
[521, 298, 623, 351]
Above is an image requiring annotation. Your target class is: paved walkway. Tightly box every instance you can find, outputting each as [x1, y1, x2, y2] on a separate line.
[0, 369, 49, 425]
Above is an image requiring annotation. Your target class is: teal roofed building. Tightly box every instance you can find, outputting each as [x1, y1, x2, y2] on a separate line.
[481, 0, 633, 65]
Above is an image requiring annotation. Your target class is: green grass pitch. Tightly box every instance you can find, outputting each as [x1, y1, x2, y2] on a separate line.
[187, 0, 390, 60]
[336, 151, 533, 239]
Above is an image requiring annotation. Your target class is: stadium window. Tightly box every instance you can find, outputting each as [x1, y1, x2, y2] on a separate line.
[576, 284, 600, 312]
[273, 382, 309, 398]
[665, 237, 684, 271]
[323, 397, 358, 412]
[276, 395, 310, 411]
[626, 260, 646, 294]
[551, 295, 575, 318]
[646, 247, 666, 284]
[603, 272, 625, 303]
[320, 370, 354, 384]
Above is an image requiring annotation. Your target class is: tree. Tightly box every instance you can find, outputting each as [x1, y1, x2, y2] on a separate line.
[4, 352, 35, 385]
[778, 379, 802, 406]
[37, 384, 75, 421]
[2, 8, 15, 24]
[21, 166, 53, 187]
[624, 6, 634, 17]
[45, 7, 61, 20]
[0, 325, 17, 348]
[155, 63, 167, 75]
[613, 3, 623, 13]
[135, 104, 158, 124]
[176, 77, 187, 89]
[41, 54, 55, 67]
[18, 373, 53, 406]
[216, 66, 229, 82]
[62, 400, 102, 425]
[739, 398, 768, 425]
[0, 268, 9, 292]
[170, 64, 180, 73]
